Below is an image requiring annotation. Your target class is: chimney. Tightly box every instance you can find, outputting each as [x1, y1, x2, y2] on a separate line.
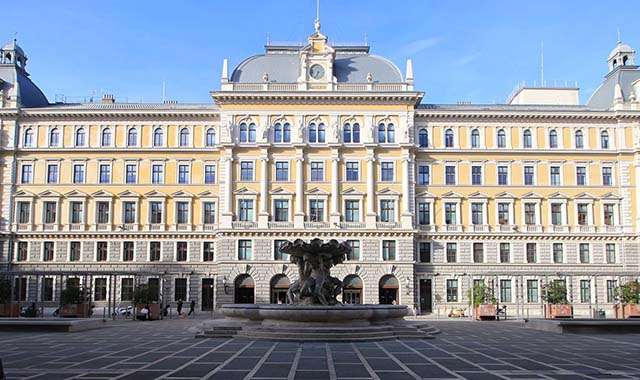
[102, 94, 115, 104]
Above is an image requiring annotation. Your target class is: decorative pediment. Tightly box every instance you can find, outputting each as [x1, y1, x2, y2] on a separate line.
[269, 187, 294, 196]
[14, 189, 36, 198]
[441, 191, 462, 199]
[305, 187, 330, 196]
[38, 190, 62, 198]
[144, 190, 167, 198]
[468, 191, 489, 199]
[521, 191, 543, 199]
[575, 192, 596, 200]
[495, 191, 516, 199]
[171, 190, 194, 198]
[341, 187, 365, 196]
[376, 188, 400, 196]
[64, 190, 88, 198]
[233, 187, 259, 196]
[118, 190, 140, 198]
[91, 190, 114, 198]
[548, 192, 569, 199]
[601, 192, 622, 200]
[198, 190, 219, 198]
[415, 191, 436, 199]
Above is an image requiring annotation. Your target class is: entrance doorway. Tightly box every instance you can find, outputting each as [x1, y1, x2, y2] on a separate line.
[419, 279, 432, 314]
[202, 279, 214, 311]
[270, 275, 290, 304]
[234, 274, 255, 304]
[342, 275, 363, 304]
[379, 275, 399, 304]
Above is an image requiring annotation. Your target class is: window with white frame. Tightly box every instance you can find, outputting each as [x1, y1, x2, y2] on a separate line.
[418, 128, 429, 147]
[418, 165, 430, 185]
[238, 240, 252, 260]
[206, 128, 216, 146]
[603, 204, 615, 225]
[44, 201, 57, 224]
[125, 164, 137, 184]
[204, 164, 216, 184]
[43, 241, 54, 261]
[551, 203, 563, 225]
[471, 203, 483, 225]
[417, 202, 430, 225]
[549, 129, 558, 148]
[523, 129, 532, 148]
[99, 164, 111, 184]
[499, 243, 510, 263]
[50, 128, 60, 147]
[240, 161, 254, 181]
[203, 202, 216, 224]
[579, 243, 589, 263]
[178, 164, 190, 184]
[445, 166, 456, 185]
[153, 128, 164, 147]
[602, 167, 612, 185]
[238, 199, 254, 222]
[553, 243, 563, 263]
[379, 199, 395, 222]
[73, 164, 85, 184]
[344, 122, 360, 143]
[497, 129, 507, 148]
[149, 201, 163, 224]
[203, 242, 215, 261]
[526, 243, 536, 263]
[446, 242, 457, 263]
[473, 242, 483, 263]
[380, 162, 394, 182]
[309, 122, 326, 143]
[471, 128, 480, 148]
[471, 166, 482, 185]
[152, 164, 164, 184]
[123, 202, 136, 224]
[176, 202, 189, 224]
[47, 163, 59, 184]
[310, 162, 324, 181]
[24, 128, 35, 147]
[96, 241, 108, 261]
[577, 203, 589, 225]
[176, 241, 188, 261]
[524, 165, 534, 185]
[274, 123, 291, 143]
[344, 200, 360, 222]
[576, 166, 587, 186]
[127, 128, 138, 147]
[378, 123, 395, 143]
[497, 165, 508, 185]
[600, 130, 609, 149]
[240, 123, 256, 143]
[382, 240, 396, 260]
[69, 241, 81, 262]
[524, 203, 537, 225]
[274, 199, 289, 222]
[96, 202, 110, 224]
[346, 161, 359, 181]
[101, 128, 111, 147]
[575, 130, 584, 148]
[605, 243, 616, 263]
[498, 203, 510, 224]
[444, 128, 454, 147]
[21, 163, 33, 184]
[149, 242, 161, 261]
[75, 128, 86, 147]
[444, 202, 457, 225]
[179, 128, 190, 147]
[550, 166, 561, 186]
[309, 199, 325, 222]
[123, 241, 134, 262]
[17, 202, 30, 224]
[70, 202, 83, 224]
[276, 161, 289, 181]
[346, 240, 360, 260]
[419, 242, 431, 263]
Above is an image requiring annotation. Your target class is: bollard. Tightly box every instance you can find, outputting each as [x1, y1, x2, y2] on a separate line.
[102, 307, 106, 319]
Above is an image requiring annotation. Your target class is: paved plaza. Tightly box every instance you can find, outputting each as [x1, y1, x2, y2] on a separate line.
[1, 318, 640, 380]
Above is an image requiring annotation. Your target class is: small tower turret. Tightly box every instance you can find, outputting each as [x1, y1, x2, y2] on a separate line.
[1, 39, 28, 70]
[608, 40, 635, 72]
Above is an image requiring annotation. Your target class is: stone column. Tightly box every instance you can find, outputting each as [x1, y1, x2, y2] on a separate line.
[365, 154, 377, 228]
[329, 156, 341, 226]
[220, 155, 234, 228]
[258, 156, 269, 228]
[294, 155, 305, 228]
[401, 156, 413, 228]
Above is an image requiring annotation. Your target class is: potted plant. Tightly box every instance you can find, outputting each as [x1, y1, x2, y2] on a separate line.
[467, 283, 497, 320]
[60, 285, 91, 318]
[0, 279, 19, 317]
[542, 281, 573, 318]
[133, 285, 160, 320]
[614, 280, 640, 318]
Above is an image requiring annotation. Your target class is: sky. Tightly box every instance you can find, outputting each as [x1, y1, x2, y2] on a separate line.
[3, 0, 639, 105]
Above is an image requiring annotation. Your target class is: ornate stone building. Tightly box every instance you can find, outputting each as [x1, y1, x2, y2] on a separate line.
[1, 25, 639, 317]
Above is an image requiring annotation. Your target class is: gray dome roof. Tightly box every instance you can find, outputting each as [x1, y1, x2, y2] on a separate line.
[231, 52, 403, 83]
[586, 67, 640, 109]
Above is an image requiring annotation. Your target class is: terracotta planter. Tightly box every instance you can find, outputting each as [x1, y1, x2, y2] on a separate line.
[614, 304, 640, 318]
[474, 304, 497, 320]
[136, 303, 160, 320]
[0, 303, 20, 317]
[544, 304, 573, 318]
[60, 303, 91, 318]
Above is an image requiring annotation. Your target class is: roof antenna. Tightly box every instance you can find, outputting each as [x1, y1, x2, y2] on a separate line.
[314, 0, 321, 32]
[617, 28, 621, 44]
[540, 41, 544, 88]
[162, 79, 166, 103]
[266, 32, 270, 46]
[364, 33, 368, 46]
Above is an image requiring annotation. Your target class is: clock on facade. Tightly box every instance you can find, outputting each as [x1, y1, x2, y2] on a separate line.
[309, 64, 325, 80]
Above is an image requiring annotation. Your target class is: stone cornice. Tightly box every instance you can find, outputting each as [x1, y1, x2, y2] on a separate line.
[415, 110, 619, 121]
[17, 109, 220, 121]
[211, 91, 424, 106]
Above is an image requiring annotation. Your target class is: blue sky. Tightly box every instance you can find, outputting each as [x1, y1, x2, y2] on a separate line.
[3, 0, 639, 105]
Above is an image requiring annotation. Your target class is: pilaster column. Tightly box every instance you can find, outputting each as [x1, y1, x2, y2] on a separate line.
[294, 155, 305, 228]
[329, 155, 341, 226]
[365, 154, 377, 228]
[401, 156, 413, 228]
[258, 156, 269, 228]
[220, 155, 234, 228]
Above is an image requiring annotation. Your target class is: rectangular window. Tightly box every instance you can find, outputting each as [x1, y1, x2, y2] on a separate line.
[346, 240, 360, 261]
[418, 203, 430, 225]
[445, 166, 456, 185]
[69, 241, 81, 262]
[70, 202, 83, 224]
[444, 203, 456, 225]
[73, 164, 85, 184]
[446, 242, 457, 263]
[524, 166, 534, 185]
[203, 202, 216, 224]
[13, 277, 27, 301]
[240, 161, 254, 181]
[203, 242, 215, 262]
[579, 243, 590, 264]
[152, 164, 164, 184]
[150, 202, 163, 224]
[379, 199, 395, 223]
[576, 166, 587, 186]
[123, 202, 136, 224]
[550, 166, 561, 186]
[176, 241, 187, 261]
[239, 199, 254, 222]
[497, 166, 508, 185]
[274, 199, 289, 222]
[276, 162, 289, 181]
[97, 202, 110, 224]
[382, 240, 396, 260]
[381, 162, 394, 182]
[551, 203, 562, 225]
[47, 164, 59, 184]
[605, 244, 616, 264]
[527, 280, 538, 303]
[21, 164, 33, 183]
[525, 203, 536, 225]
[446, 279, 458, 302]
[473, 242, 483, 263]
[418, 165, 430, 185]
[204, 164, 216, 184]
[178, 164, 190, 184]
[17, 241, 28, 261]
[44, 201, 57, 224]
[238, 240, 252, 260]
[500, 280, 512, 303]
[122, 241, 134, 262]
[176, 202, 189, 224]
[310, 162, 324, 181]
[499, 243, 510, 263]
[125, 164, 137, 184]
[419, 242, 431, 263]
[603, 204, 615, 225]
[498, 203, 510, 225]
[345, 200, 360, 222]
[471, 203, 483, 225]
[274, 240, 289, 261]
[471, 166, 482, 185]
[17, 202, 30, 224]
[577, 204, 589, 225]
[94, 278, 107, 301]
[553, 243, 563, 263]
[99, 164, 111, 184]
[526, 243, 536, 263]
[43, 241, 54, 261]
[96, 242, 108, 261]
[121, 278, 133, 301]
[606, 280, 617, 303]
[602, 167, 612, 185]
[580, 280, 591, 303]
[174, 278, 187, 301]
[346, 162, 359, 181]
[309, 199, 325, 222]
[42, 278, 54, 301]
[149, 242, 161, 262]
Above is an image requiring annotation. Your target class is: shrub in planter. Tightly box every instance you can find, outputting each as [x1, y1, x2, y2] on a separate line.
[0, 279, 19, 317]
[133, 285, 160, 320]
[467, 283, 497, 320]
[614, 280, 640, 318]
[542, 281, 572, 318]
[60, 286, 90, 318]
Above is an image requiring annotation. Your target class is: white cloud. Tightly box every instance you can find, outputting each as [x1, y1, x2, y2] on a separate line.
[453, 53, 480, 66]
[398, 37, 442, 57]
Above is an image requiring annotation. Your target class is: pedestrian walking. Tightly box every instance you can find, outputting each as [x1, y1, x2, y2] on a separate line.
[177, 299, 183, 316]
[188, 299, 195, 316]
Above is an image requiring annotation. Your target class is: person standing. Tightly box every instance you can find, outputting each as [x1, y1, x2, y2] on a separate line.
[188, 299, 195, 316]
[177, 299, 183, 316]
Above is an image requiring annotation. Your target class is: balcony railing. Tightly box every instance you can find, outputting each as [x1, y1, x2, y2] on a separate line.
[577, 225, 596, 233]
[340, 222, 366, 229]
[16, 223, 32, 231]
[550, 225, 569, 233]
[69, 224, 85, 231]
[471, 224, 490, 232]
[268, 222, 295, 229]
[304, 221, 331, 229]
[201, 223, 217, 231]
[95, 223, 111, 231]
[599, 225, 622, 233]
[376, 222, 401, 229]
[523, 224, 543, 233]
[499, 224, 517, 232]
[417, 224, 434, 232]
[147, 223, 166, 231]
[444, 224, 463, 232]
[232, 221, 258, 229]
[226, 82, 409, 92]
[174, 224, 192, 231]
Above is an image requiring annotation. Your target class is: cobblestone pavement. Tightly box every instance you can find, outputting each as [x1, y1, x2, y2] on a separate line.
[1, 318, 639, 380]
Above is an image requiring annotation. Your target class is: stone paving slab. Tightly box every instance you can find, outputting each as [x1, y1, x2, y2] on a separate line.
[1, 319, 640, 379]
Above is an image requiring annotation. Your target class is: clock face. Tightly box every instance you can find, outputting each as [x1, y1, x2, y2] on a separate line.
[309, 64, 325, 80]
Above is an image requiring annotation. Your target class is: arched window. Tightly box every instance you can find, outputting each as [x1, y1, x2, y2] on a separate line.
[445, 129, 454, 148]
[549, 130, 558, 148]
[24, 128, 34, 147]
[283, 123, 291, 143]
[248, 123, 256, 142]
[575, 130, 584, 149]
[352, 123, 360, 143]
[342, 275, 363, 304]
[234, 274, 255, 304]
[378, 124, 386, 143]
[343, 123, 352, 143]
[179, 128, 190, 147]
[387, 123, 395, 143]
[153, 128, 164, 147]
[127, 128, 137, 147]
[49, 128, 60, 147]
[240, 123, 248, 142]
[309, 123, 317, 143]
[75, 128, 85, 147]
[317, 123, 325, 143]
[497, 129, 506, 148]
[523, 129, 532, 148]
[100, 128, 111, 147]
[270, 275, 290, 304]
[418, 128, 429, 147]
[600, 130, 609, 149]
[471, 129, 480, 148]
[274, 123, 283, 143]
[379, 275, 399, 305]
[206, 128, 216, 146]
